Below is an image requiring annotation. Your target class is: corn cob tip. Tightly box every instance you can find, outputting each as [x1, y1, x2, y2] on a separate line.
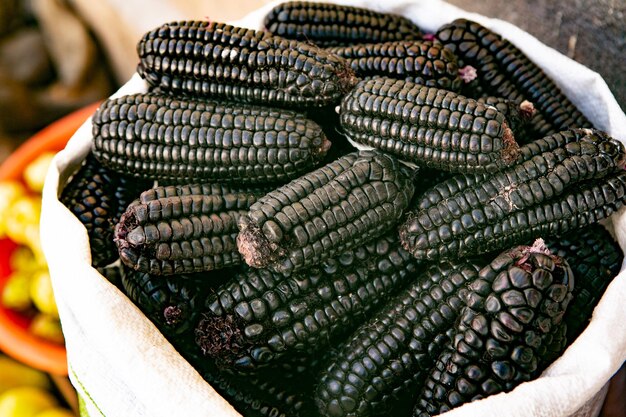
[319, 136, 333, 157]
[163, 305, 186, 326]
[113, 209, 143, 270]
[519, 100, 536, 120]
[336, 62, 360, 95]
[510, 239, 570, 278]
[501, 121, 521, 164]
[195, 314, 245, 363]
[459, 65, 477, 83]
[237, 218, 285, 268]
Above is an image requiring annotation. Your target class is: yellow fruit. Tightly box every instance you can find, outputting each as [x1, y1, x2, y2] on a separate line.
[24, 152, 56, 194]
[5, 195, 41, 245]
[9, 246, 44, 273]
[29, 314, 64, 344]
[1, 271, 33, 311]
[0, 387, 57, 417]
[0, 181, 26, 239]
[33, 407, 75, 417]
[0, 356, 50, 395]
[30, 270, 58, 318]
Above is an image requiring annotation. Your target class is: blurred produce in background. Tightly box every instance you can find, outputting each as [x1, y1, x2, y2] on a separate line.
[0, 354, 75, 416]
[0, 0, 115, 162]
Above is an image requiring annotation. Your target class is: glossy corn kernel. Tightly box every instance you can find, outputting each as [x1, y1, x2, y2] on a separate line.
[60, 154, 151, 267]
[399, 128, 626, 260]
[545, 224, 623, 343]
[91, 93, 331, 184]
[114, 192, 258, 275]
[195, 233, 421, 371]
[314, 260, 483, 417]
[236, 150, 415, 274]
[414, 241, 573, 416]
[436, 19, 592, 137]
[339, 77, 521, 173]
[326, 41, 462, 91]
[137, 20, 358, 107]
[264, 1, 422, 46]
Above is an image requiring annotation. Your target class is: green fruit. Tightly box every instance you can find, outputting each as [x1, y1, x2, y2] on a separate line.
[0, 386, 57, 417]
[1, 271, 33, 311]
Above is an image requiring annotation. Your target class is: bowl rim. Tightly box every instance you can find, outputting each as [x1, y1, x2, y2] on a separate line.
[0, 102, 101, 376]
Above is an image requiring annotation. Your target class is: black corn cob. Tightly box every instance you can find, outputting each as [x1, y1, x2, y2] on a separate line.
[172, 334, 316, 417]
[120, 267, 231, 337]
[399, 128, 626, 261]
[137, 20, 358, 107]
[325, 41, 462, 92]
[236, 150, 415, 274]
[436, 19, 593, 137]
[339, 77, 521, 173]
[264, 1, 422, 46]
[195, 233, 421, 371]
[414, 241, 574, 416]
[545, 224, 623, 343]
[91, 93, 331, 184]
[114, 192, 258, 275]
[314, 259, 483, 417]
[59, 153, 151, 267]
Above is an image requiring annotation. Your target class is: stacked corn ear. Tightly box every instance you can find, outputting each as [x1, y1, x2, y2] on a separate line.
[59, 153, 151, 267]
[436, 19, 593, 138]
[315, 259, 483, 417]
[119, 266, 231, 338]
[399, 128, 626, 261]
[137, 20, 359, 107]
[544, 224, 623, 343]
[195, 233, 421, 371]
[264, 1, 422, 46]
[91, 93, 331, 184]
[326, 41, 463, 92]
[114, 191, 259, 275]
[339, 77, 522, 173]
[236, 150, 415, 274]
[414, 241, 574, 416]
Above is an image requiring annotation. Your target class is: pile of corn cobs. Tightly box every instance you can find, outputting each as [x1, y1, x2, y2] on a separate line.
[59, 2, 625, 416]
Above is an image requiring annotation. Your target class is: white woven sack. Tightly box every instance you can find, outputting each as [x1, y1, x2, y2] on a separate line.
[40, 1, 626, 416]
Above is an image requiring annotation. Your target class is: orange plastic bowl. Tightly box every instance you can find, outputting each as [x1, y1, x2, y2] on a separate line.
[0, 102, 101, 375]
